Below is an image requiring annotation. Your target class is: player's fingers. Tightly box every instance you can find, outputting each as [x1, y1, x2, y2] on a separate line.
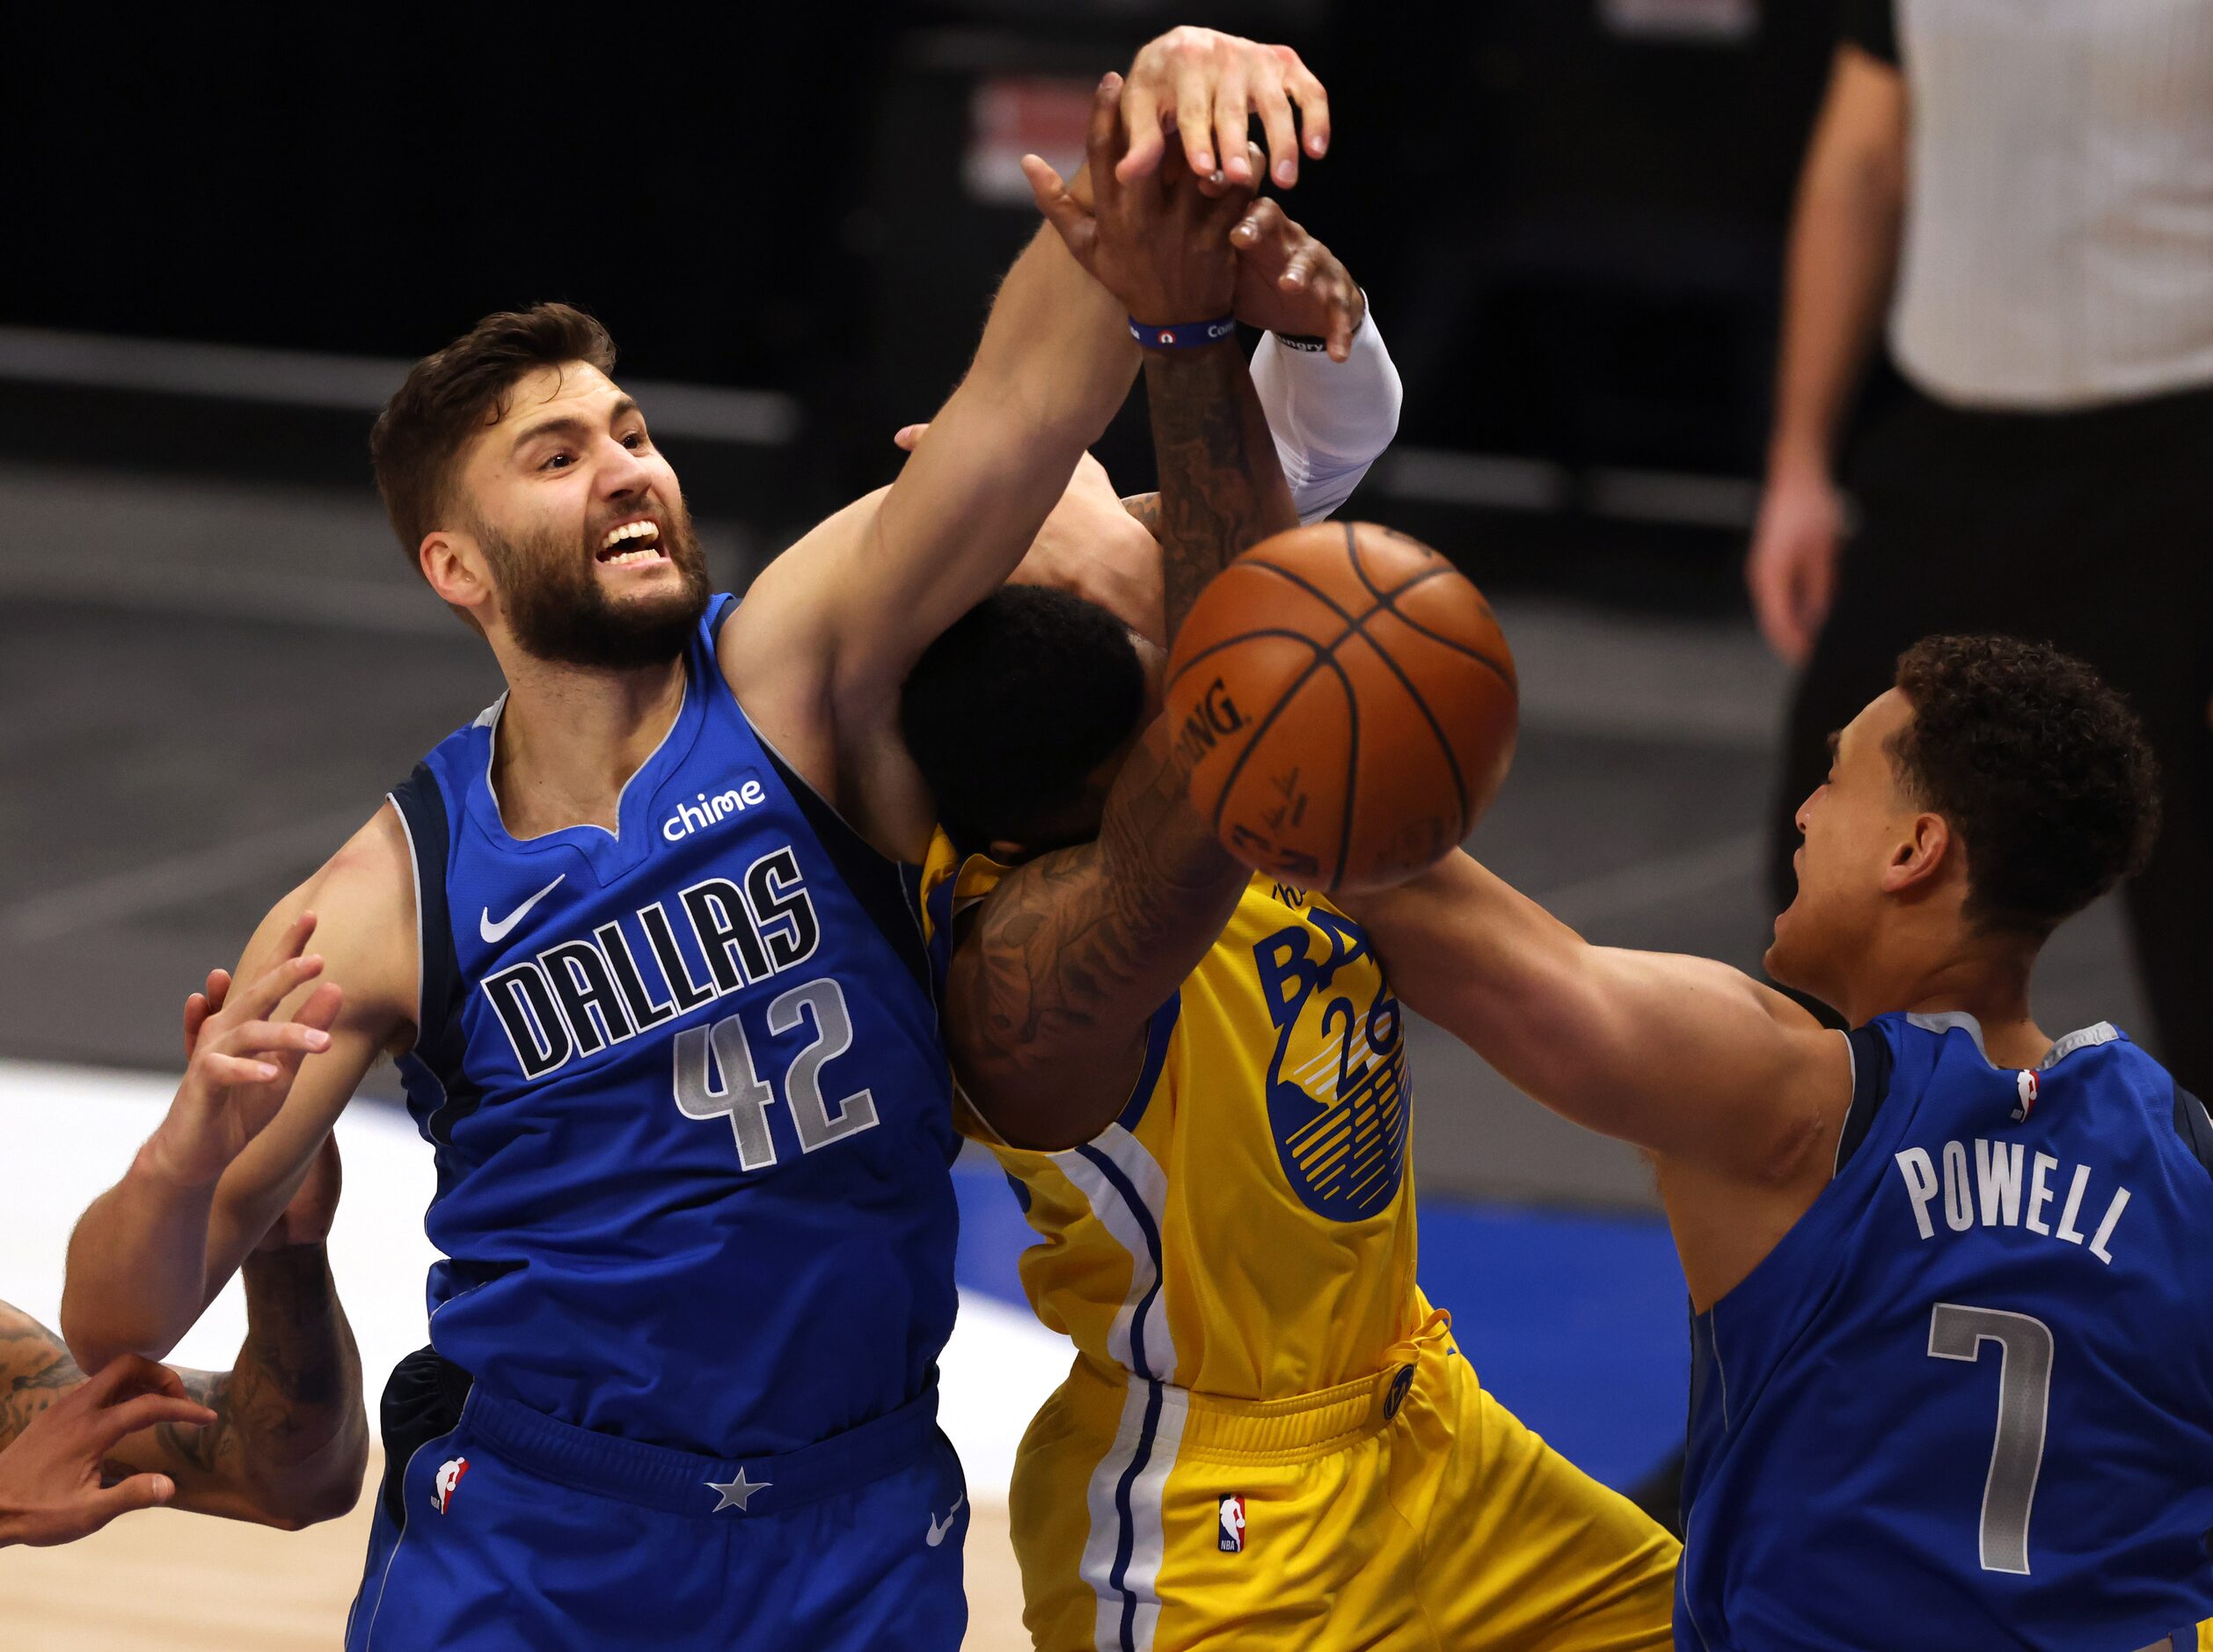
[86, 1473, 179, 1528]
[293, 981, 345, 1035]
[1230, 197, 1288, 261]
[1325, 279, 1357, 362]
[1281, 50, 1331, 158]
[91, 1393, 215, 1452]
[1115, 77, 1165, 183]
[1022, 156, 1096, 266]
[183, 993, 209, 1061]
[1253, 77, 1300, 188]
[235, 944, 325, 1022]
[1174, 68, 1216, 178]
[1276, 241, 1321, 293]
[1210, 64, 1253, 186]
[78, 1353, 187, 1407]
[201, 1050, 282, 1087]
[1082, 72, 1124, 206]
[892, 424, 928, 451]
[220, 1019, 334, 1060]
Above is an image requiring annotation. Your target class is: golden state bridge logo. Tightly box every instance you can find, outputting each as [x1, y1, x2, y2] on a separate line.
[1252, 904, 1409, 1222]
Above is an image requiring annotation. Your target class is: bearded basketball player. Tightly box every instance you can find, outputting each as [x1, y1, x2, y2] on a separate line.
[58, 32, 1352, 1650]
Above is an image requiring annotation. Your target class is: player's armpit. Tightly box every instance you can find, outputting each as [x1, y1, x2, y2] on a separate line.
[947, 725, 1247, 1151]
[61, 807, 415, 1370]
[1348, 851, 1851, 1184]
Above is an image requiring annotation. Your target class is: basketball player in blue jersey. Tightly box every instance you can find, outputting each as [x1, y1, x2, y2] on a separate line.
[59, 33, 1360, 1648]
[1342, 638, 2213, 1649]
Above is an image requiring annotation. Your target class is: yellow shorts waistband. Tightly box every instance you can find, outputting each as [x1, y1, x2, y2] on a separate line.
[1069, 1310, 1456, 1467]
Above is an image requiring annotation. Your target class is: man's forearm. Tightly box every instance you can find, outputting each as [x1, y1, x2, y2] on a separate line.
[1770, 51, 1907, 472]
[953, 726, 1246, 1151]
[222, 1243, 366, 1524]
[61, 1155, 219, 1371]
[964, 201, 1136, 448]
[1143, 340, 1299, 640]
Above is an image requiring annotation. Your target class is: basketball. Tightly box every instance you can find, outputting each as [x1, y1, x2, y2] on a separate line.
[1164, 521, 1518, 893]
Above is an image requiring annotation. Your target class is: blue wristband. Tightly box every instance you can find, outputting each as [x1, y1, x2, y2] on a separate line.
[1130, 315, 1237, 350]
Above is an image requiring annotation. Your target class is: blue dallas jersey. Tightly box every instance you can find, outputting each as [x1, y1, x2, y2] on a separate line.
[1678, 1012, 2213, 1651]
[384, 595, 960, 1459]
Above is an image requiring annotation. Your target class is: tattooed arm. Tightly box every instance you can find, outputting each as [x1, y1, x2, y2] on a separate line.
[4, 1242, 364, 1531]
[121, 1232, 368, 1530]
[948, 332, 1296, 1149]
[8, 1142, 367, 1533]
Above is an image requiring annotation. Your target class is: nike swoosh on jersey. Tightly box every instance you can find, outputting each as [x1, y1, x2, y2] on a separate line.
[480, 874, 566, 944]
[925, 1493, 966, 1547]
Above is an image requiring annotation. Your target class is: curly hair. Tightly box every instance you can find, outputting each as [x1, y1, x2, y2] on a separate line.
[901, 585, 1147, 852]
[1888, 635, 2160, 939]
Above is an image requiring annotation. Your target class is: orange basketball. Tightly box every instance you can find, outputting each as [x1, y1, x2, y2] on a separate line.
[1164, 521, 1518, 892]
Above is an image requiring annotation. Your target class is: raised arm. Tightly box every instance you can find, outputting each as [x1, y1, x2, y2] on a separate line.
[62, 809, 414, 1370]
[1746, 41, 1908, 664]
[948, 152, 1298, 1151]
[725, 33, 1331, 831]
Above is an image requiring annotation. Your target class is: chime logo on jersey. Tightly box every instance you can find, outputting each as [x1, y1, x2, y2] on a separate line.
[1252, 905, 1410, 1222]
[431, 1457, 469, 1515]
[1218, 1495, 1246, 1553]
[480, 844, 820, 1080]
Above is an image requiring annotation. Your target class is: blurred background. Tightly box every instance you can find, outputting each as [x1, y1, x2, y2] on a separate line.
[1, 2, 2186, 1644]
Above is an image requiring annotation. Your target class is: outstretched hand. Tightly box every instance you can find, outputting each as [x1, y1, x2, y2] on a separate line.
[144, 914, 344, 1189]
[1228, 199, 1364, 362]
[1025, 75, 1256, 329]
[0, 1354, 214, 1547]
[1117, 26, 1329, 190]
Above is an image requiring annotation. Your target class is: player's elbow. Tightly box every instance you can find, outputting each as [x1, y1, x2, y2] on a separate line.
[244, 1430, 371, 1531]
[57, 1278, 161, 1376]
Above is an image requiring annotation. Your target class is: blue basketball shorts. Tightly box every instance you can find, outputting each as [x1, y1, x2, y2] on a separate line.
[345, 1349, 968, 1650]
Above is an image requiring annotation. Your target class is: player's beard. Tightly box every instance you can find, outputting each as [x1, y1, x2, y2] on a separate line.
[478, 499, 712, 670]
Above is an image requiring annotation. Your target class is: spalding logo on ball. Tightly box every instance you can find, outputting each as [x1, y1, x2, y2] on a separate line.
[1165, 521, 1518, 892]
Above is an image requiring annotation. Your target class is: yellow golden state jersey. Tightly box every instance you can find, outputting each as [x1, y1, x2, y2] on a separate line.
[945, 842, 1425, 1400]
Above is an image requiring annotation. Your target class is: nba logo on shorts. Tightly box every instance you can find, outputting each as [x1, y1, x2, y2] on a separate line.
[1217, 1495, 1246, 1553]
[431, 1457, 470, 1515]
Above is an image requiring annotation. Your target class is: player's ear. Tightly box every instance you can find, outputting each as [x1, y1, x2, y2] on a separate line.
[1881, 811, 1953, 898]
[421, 530, 493, 617]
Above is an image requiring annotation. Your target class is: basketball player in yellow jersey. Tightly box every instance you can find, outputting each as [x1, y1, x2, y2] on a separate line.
[900, 108, 1678, 1650]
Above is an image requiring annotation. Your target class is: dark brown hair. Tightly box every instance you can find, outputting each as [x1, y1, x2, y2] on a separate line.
[370, 303, 616, 567]
[1889, 635, 2159, 939]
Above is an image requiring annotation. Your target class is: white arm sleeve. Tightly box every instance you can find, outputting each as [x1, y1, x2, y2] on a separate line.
[1250, 300, 1404, 524]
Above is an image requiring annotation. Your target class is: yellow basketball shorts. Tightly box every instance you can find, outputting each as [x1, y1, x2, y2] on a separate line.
[1008, 1312, 1680, 1651]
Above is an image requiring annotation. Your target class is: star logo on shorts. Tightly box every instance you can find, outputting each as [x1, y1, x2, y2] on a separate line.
[705, 1467, 771, 1513]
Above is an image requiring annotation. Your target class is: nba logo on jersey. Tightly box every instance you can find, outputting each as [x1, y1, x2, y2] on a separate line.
[431, 1457, 470, 1515]
[1218, 1495, 1247, 1553]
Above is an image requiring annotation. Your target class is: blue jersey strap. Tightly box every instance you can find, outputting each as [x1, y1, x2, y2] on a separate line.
[2174, 1082, 2213, 1184]
[388, 762, 477, 1141]
[1831, 1023, 1896, 1174]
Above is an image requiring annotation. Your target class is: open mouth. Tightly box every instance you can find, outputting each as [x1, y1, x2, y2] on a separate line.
[597, 518, 665, 567]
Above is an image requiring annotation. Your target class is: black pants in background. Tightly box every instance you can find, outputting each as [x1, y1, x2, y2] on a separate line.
[1769, 381, 2213, 1098]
